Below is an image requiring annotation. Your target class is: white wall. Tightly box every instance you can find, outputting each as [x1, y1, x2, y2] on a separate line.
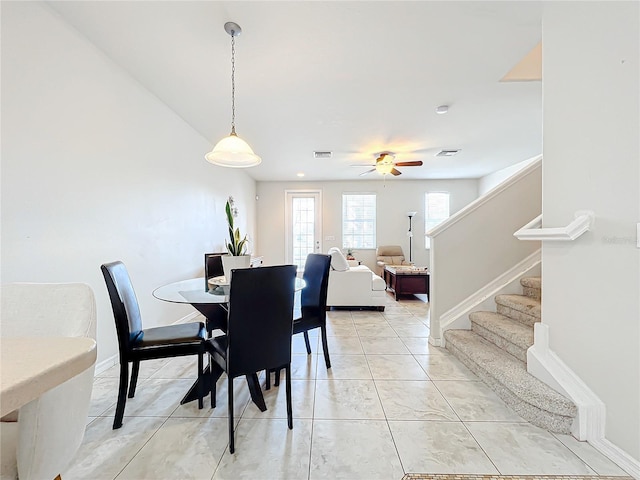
[478, 155, 540, 196]
[542, 2, 639, 462]
[256, 179, 478, 272]
[0, 2, 256, 365]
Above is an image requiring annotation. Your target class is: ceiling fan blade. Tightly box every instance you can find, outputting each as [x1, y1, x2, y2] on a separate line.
[359, 168, 376, 176]
[390, 168, 402, 176]
[394, 161, 423, 167]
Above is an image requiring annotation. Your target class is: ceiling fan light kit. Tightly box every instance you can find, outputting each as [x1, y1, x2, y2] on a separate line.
[205, 22, 261, 168]
[355, 151, 424, 177]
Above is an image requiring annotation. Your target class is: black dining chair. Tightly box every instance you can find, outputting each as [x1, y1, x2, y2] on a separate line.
[101, 261, 207, 429]
[267, 254, 332, 389]
[204, 252, 226, 291]
[206, 264, 297, 454]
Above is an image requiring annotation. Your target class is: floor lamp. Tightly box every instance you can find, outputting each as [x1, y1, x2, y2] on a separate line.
[407, 211, 417, 263]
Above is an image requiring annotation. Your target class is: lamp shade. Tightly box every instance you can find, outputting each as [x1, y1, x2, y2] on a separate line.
[205, 133, 262, 168]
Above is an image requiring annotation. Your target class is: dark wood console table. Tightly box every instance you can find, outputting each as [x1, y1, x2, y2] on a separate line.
[383, 266, 430, 300]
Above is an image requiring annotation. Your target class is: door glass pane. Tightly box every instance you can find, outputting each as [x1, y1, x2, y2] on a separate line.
[292, 197, 315, 269]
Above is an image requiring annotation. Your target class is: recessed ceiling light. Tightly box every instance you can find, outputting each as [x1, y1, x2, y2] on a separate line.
[436, 105, 449, 115]
[436, 149, 460, 157]
[297, 172, 305, 177]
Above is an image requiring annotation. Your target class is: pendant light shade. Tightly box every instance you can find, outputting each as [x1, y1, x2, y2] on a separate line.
[206, 132, 261, 168]
[205, 22, 261, 168]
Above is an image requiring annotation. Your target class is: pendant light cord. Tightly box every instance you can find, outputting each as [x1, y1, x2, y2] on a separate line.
[230, 32, 236, 135]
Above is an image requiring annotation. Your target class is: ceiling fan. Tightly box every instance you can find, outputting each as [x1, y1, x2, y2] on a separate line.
[354, 152, 423, 177]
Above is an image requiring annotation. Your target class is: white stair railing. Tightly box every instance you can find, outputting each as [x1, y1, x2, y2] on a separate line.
[514, 211, 595, 241]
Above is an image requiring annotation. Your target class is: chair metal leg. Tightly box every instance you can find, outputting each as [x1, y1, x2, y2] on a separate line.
[321, 326, 331, 369]
[265, 369, 271, 390]
[113, 361, 129, 429]
[274, 368, 281, 387]
[128, 360, 140, 398]
[286, 364, 293, 430]
[228, 376, 235, 454]
[197, 352, 204, 409]
[303, 331, 312, 354]
[209, 356, 217, 409]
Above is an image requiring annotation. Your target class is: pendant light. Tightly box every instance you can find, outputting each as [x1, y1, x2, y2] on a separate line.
[205, 22, 261, 168]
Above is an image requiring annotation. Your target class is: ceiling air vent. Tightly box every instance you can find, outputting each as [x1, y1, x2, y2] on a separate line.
[314, 151, 333, 159]
[436, 149, 460, 157]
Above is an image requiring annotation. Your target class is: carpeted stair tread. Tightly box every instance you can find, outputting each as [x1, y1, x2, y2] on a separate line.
[495, 294, 541, 319]
[520, 276, 541, 289]
[521, 276, 542, 301]
[469, 311, 534, 354]
[444, 329, 576, 419]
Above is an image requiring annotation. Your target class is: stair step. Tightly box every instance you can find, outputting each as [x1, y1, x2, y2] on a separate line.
[444, 329, 576, 434]
[469, 311, 533, 363]
[495, 294, 540, 326]
[521, 276, 541, 301]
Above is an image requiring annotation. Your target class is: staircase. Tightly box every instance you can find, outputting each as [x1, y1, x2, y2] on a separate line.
[444, 277, 577, 434]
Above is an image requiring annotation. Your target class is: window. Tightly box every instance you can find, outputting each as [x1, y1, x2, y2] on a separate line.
[342, 193, 376, 249]
[425, 192, 450, 248]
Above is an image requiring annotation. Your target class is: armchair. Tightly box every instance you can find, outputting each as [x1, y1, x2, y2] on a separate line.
[375, 245, 410, 276]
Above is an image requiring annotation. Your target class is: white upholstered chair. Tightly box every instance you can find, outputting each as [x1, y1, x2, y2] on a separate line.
[0, 283, 96, 480]
[375, 245, 410, 276]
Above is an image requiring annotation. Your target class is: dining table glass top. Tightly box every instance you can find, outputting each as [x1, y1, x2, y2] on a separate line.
[152, 276, 305, 305]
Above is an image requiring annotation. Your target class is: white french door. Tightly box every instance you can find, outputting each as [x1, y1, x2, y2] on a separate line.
[285, 190, 322, 270]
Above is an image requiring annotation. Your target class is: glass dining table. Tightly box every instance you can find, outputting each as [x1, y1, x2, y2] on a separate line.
[153, 276, 305, 411]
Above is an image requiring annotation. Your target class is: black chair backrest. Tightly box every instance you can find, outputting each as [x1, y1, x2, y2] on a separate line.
[226, 265, 297, 377]
[301, 254, 332, 311]
[101, 261, 143, 354]
[204, 252, 226, 290]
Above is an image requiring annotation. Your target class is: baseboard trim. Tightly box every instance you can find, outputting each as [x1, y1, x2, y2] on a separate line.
[527, 324, 639, 478]
[589, 436, 640, 479]
[438, 249, 541, 336]
[528, 323, 604, 441]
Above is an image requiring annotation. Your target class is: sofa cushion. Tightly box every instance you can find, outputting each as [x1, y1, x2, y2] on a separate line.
[327, 247, 349, 272]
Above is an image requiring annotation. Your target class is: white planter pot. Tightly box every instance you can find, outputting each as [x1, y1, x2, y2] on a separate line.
[221, 255, 251, 285]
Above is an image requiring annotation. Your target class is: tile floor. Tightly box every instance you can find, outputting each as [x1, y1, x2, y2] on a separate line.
[65, 295, 629, 480]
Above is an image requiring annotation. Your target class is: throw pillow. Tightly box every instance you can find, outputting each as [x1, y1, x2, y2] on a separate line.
[327, 247, 349, 271]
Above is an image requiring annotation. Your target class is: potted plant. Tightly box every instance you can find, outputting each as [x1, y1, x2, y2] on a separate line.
[221, 196, 251, 283]
[225, 196, 248, 256]
[346, 248, 355, 260]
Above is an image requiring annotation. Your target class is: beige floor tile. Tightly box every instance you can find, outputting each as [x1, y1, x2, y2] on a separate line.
[414, 353, 478, 380]
[213, 418, 313, 479]
[62, 416, 166, 480]
[309, 419, 404, 480]
[391, 323, 430, 337]
[355, 323, 398, 337]
[359, 336, 411, 354]
[116, 417, 228, 480]
[316, 354, 372, 380]
[389, 420, 498, 474]
[466, 422, 597, 475]
[314, 379, 385, 419]
[375, 380, 459, 421]
[324, 335, 364, 355]
[367, 354, 429, 380]
[241, 379, 315, 419]
[553, 433, 631, 476]
[434, 379, 524, 422]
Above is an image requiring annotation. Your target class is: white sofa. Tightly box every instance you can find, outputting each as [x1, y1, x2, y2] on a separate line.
[325, 248, 387, 310]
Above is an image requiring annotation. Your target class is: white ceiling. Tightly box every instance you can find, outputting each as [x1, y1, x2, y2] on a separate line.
[47, 1, 543, 182]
